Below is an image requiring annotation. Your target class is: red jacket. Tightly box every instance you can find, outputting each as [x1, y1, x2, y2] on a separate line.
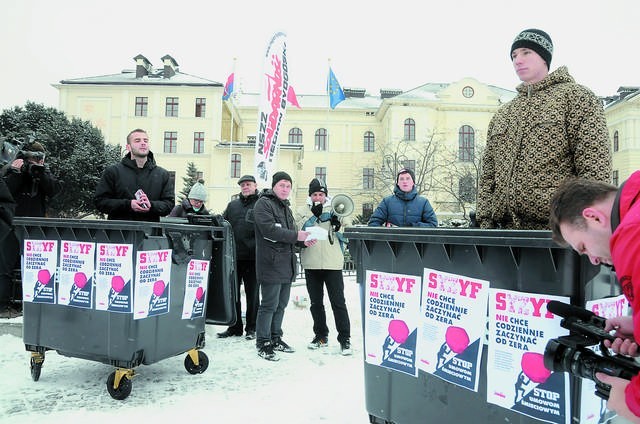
[610, 170, 640, 415]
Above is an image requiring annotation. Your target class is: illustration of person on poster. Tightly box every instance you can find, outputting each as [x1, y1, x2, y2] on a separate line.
[364, 270, 421, 377]
[95, 243, 134, 313]
[134, 249, 172, 319]
[579, 295, 629, 424]
[57, 240, 95, 308]
[22, 239, 58, 304]
[416, 268, 490, 391]
[487, 288, 570, 424]
[182, 259, 209, 319]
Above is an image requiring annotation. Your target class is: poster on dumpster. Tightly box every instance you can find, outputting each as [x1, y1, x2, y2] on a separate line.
[57, 240, 95, 308]
[134, 249, 172, 320]
[416, 268, 490, 391]
[95, 243, 134, 313]
[579, 295, 629, 424]
[182, 259, 210, 319]
[364, 270, 421, 377]
[487, 288, 570, 424]
[22, 239, 58, 304]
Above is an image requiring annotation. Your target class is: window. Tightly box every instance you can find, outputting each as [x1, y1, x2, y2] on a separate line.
[613, 130, 619, 152]
[195, 98, 206, 118]
[613, 170, 619, 186]
[462, 86, 474, 98]
[362, 203, 373, 220]
[193, 132, 205, 154]
[402, 160, 416, 172]
[196, 171, 204, 181]
[458, 125, 475, 162]
[230, 153, 241, 178]
[364, 131, 375, 152]
[163, 131, 177, 153]
[363, 168, 374, 189]
[404, 118, 415, 141]
[165, 97, 179, 117]
[288, 128, 303, 144]
[315, 167, 327, 183]
[458, 174, 476, 203]
[315, 128, 327, 151]
[135, 97, 148, 117]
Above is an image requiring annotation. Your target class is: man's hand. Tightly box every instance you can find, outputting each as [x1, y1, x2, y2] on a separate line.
[11, 158, 23, 171]
[304, 239, 318, 247]
[330, 214, 341, 232]
[297, 230, 310, 241]
[604, 316, 639, 357]
[311, 202, 323, 218]
[131, 199, 150, 212]
[595, 373, 640, 423]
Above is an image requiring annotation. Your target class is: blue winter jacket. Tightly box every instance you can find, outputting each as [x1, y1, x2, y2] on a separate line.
[367, 185, 438, 227]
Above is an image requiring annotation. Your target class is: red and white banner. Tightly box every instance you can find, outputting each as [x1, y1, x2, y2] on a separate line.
[255, 32, 289, 186]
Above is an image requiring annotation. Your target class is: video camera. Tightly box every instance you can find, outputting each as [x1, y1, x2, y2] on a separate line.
[543, 300, 640, 399]
[0, 134, 46, 178]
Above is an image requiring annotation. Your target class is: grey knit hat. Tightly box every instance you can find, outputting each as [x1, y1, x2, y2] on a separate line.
[188, 181, 208, 201]
[510, 28, 553, 69]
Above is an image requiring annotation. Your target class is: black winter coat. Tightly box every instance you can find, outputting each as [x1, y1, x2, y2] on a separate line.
[3, 165, 62, 217]
[94, 152, 174, 222]
[223, 190, 258, 261]
[168, 198, 209, 217]
[253, 189, 298, 284]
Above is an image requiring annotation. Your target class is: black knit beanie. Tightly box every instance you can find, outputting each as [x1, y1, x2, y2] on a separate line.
[510, 28, 553, 69]
[396, 168, 415, 184]
[271, 171, 292, 187]
[308, 178, 328, 196]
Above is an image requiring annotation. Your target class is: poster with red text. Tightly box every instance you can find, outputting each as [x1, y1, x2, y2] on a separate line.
[134, 249, 172, 320]
[487, 288, 570, 424]
[22, 239, 58, 304]
[95, 243, 134, 313]
[57, 240, 95, 308]
[416, 268, 490, 391]
[182, 259, 210, 319]
[579, 295, 629, 424]
[364, 270, 421, 377]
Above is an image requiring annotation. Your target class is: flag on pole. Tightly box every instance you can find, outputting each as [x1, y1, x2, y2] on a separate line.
[254, 32, 289, 185]
[327, 67, 345, 109]
[222, 73, 234, 100]
[287, 85, 301, 109]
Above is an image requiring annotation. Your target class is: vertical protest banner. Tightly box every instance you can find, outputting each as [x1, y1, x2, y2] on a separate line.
[22, 239, 58, 304]
[95, 243, 134, 313]
[134, 249, 172, 319]
[364, 270, 421, 377]
[487, 288, 570, 424]
[57, 240, 95, 308]
[579, 294, 629, 424]
[254, 32, 288, 186]
[182, 259, 210, 319]
[416, 268, 490, 391]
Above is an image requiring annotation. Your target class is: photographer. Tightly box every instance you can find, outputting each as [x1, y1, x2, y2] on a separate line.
[2, 141, 62, 217]
[549, 172, 640, 423]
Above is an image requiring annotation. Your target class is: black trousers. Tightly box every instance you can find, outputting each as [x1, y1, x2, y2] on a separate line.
[229, 259, 259, 333]
[305, 269, 350, 343]
[0, 230, 19, 307]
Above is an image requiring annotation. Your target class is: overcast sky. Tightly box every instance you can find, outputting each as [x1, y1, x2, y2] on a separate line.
[1, 0, 638, 111]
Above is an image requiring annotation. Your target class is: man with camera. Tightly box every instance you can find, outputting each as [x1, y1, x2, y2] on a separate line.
[3, 141, 62, 217]
[294, 178, 352, 355]
[549, 172, 640, 423]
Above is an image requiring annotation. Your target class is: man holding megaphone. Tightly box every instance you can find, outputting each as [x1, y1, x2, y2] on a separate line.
[295, 178, 352, 355]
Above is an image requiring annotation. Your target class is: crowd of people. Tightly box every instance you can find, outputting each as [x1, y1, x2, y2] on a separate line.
[2, 26, 640, 422]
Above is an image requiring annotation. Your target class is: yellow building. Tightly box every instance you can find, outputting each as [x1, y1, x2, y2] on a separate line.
[56, 54, 521, 221]
[603, 87, 640, 186]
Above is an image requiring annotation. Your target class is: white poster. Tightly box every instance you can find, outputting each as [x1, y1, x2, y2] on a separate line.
[487, 288, 570, 424]
[182, 259, 210, 319]
[416, 268, 490, 391]
[57, 240, 95, 308]
[364, 270, 421, 377]
[134, 249, 172, 320]
[22, 240, 58, 304]
[95, 243, 134, 313]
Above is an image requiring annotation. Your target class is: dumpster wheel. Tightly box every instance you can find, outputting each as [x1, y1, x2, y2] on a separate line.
[184, 349, 209, 374]
[30, 352, 45, 381]
[106, 368, 134, 400]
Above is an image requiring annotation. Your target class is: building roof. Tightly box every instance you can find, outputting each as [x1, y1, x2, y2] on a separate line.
[60, 70, 222, 87]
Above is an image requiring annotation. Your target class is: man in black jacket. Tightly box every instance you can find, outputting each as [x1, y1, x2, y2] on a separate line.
[217, 174, 260, 340]
[94, 129, 174, 221]
[0, 178, 18, 318]
[253, 171, 315, 361]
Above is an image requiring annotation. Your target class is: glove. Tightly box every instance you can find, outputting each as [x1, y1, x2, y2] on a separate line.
[330, 214, 341, 232]
[311, 202, 323, 218]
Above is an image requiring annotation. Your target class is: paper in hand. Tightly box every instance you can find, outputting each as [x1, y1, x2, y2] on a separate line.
[305, 226, 328, 241]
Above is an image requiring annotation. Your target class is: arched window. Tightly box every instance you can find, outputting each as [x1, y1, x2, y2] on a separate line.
[315, 128, 327, 151]
[458, 125, 475, 162]
[404, 118, 415, 141]
[364, 131, 375, 152]
[613, 130, 619, 152]
[288, 127, 303, 144]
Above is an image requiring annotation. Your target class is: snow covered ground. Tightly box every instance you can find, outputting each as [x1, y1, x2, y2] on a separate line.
[0, 276, 369, 424]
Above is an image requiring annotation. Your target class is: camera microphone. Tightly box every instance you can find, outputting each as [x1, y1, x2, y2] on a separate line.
[547, 300, 607, 327]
